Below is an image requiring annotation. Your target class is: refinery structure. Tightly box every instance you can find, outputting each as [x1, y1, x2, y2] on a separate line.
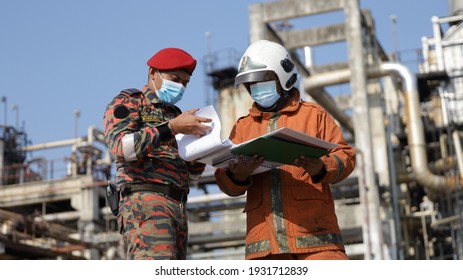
[1, 0, 463, 260]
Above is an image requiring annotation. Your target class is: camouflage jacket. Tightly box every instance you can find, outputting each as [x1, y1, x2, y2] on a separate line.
[103, 86, 205, 194]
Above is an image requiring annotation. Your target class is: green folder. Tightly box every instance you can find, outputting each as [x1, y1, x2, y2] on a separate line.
[231, 136, 329, 165]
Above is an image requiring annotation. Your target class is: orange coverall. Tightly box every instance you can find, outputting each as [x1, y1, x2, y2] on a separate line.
[215, 90, 356, 259]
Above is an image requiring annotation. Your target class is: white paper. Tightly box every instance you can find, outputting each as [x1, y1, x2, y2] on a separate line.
[175, 105, 233, 161]
[210, 153, 281, 175]
[264, 127, 338, 150]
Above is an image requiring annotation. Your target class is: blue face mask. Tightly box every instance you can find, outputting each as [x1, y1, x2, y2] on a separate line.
[153, 71, 185, 104]
[250, 80, 280, 108]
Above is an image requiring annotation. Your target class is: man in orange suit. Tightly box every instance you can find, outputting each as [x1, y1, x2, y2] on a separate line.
[214, 40, 356, 260]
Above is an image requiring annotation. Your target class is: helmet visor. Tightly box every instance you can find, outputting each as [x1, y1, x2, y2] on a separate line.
[235, 70, 276, 87]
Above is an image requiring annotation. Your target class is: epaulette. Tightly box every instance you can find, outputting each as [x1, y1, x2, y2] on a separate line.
[120, 88, 142, 95]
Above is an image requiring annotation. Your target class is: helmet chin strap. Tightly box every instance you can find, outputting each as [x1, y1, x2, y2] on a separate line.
[258, 89, 290, 112]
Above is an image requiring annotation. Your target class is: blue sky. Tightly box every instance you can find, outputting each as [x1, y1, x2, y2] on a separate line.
[0, 0, 449, 177]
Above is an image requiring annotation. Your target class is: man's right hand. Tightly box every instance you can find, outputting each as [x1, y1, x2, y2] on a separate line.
[169, 108, 212, 137]
[228, 155, 264, 183]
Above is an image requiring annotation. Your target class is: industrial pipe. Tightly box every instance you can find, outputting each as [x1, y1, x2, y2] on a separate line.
[303, 62, 462, 193]
[453, 130, 463, 177]
[21, 126, 106, 152]
[21, 137, 85, 152]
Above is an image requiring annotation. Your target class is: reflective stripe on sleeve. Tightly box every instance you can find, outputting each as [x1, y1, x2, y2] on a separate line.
[122, 134, 137, 162]
[333, 155, 344, 182]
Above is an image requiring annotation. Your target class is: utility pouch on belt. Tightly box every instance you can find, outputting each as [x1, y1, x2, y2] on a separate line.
[104, 170, 119, 216]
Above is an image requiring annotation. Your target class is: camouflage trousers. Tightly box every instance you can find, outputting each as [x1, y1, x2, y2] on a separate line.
[117, 191, 188, 260]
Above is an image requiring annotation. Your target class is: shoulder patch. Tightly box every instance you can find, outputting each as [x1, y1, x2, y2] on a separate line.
[114, 105, 130, 119]
[121, 88, 142, 95]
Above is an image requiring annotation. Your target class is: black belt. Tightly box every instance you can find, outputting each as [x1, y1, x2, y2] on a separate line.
[123, 183, 187, 203]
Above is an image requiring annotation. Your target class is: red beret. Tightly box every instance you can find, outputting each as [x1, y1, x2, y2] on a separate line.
[147, 48, 197, 76]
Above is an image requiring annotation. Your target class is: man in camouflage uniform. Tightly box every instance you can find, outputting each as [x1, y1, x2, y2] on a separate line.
[103, 48, 211, 260]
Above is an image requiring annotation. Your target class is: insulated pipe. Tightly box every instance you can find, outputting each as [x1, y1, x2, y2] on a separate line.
[21, 137, 85, 152]
[453, 130, 463, 177]
[431, 16, 445, 71]
[21, 126, 105, 152]
[380, 63, 460, 193]
[303, 62, 462, 192]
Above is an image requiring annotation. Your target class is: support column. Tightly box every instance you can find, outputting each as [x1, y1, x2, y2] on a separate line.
[345, 0, 384, 259]
[249, 3, 268, 43]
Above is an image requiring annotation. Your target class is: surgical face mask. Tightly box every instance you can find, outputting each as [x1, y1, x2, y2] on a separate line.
[152, 71, 185, 104]
[250, 80, 280, 108]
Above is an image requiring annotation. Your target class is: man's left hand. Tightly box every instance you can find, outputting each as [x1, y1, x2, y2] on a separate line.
[293, 156, 325, 176]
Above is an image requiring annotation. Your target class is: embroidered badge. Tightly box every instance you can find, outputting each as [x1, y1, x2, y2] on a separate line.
[141, 115, 161, 122]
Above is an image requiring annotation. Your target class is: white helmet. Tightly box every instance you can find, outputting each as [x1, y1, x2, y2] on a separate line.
[235, 40, 299, 91]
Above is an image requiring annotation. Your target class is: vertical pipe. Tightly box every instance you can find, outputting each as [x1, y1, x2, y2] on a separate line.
[421, 215, 430, 260]
[440, 134, 449, 159]
[421, 37, 430, 73]
[1, 96, 7, 127]
[0, 140, 4, 186]
[432, 16, 445, 71]
[439, 87, 450, 126]
[452, 130, 463, 176]
[386, 113, 403, 259]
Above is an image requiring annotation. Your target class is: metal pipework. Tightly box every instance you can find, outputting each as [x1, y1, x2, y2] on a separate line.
[453, 130, 463, 177]
[303, 62, 462, 193]
[21, 126, 106, 152]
